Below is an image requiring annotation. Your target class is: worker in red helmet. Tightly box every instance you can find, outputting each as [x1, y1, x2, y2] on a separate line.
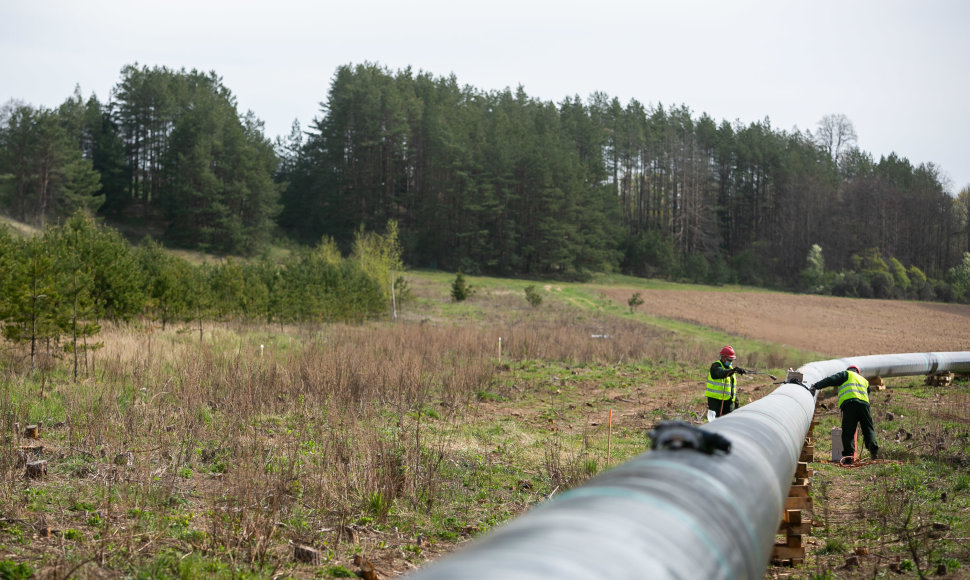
[706, 345, 747, 417]
[810, 365, 879, 464]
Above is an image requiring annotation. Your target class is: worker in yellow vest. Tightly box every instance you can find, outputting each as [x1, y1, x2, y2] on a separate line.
[810, 365, 879, 464]
[706, 345, 746, 417]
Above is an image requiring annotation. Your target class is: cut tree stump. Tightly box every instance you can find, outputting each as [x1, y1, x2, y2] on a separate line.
[293, 544, 320, 564]
[26, 460, 47, 479]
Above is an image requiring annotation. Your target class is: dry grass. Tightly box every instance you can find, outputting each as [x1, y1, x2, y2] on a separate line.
[0, 281, 732, 578]
[4, 275, 962, 579]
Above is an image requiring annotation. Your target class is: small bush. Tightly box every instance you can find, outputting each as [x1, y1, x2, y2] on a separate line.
[328, 565, 356, 577]
[0, 560, 33, 580]
[451, 272, 470, 302]
[816, 538, 847, 555]
[627, 292, 644, 313]
[524, 285, 542, 307]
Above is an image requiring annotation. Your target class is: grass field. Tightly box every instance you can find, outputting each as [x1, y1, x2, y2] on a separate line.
[0, 270, 967, 579]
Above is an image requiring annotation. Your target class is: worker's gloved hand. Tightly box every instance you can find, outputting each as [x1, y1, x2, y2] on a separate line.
[809, 383, 818, 394]
[734, 367, 746, 375]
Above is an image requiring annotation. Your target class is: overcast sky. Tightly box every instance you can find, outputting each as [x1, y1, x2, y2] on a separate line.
[3, 0, 968, 192]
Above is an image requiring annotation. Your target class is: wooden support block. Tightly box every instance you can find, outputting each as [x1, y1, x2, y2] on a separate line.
[786, 495, 812, 510]
[786, 534, 802, 549]
[788, 484, 810, 498]
[799, 445, 815, 462]
[925, 372, 953, 387]
[779, 521, 812, 535]
[779, 509, 812, 535]
[771, 544, 806, 561]
[795, 462, 811, 479]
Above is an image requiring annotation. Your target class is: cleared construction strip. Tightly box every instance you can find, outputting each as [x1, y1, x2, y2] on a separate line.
[406, 351, 970, 580]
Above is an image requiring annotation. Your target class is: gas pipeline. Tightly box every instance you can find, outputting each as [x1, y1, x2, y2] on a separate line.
[405, 351, 970, 580]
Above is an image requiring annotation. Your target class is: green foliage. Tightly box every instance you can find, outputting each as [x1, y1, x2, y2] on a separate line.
[707, 254, 730, 286]
[451, 272, 470, 302]
[47, 212, 146, 321]
[109, 65, 282, 256]
[947, 251, 970, 302]
[353, 220, 406, 314]
[801, 244, 825, 293]
[816, 537, 847, 554]
[627, 292, 644, 313]
[136, 237, 197, 327]
[0, 219, 399, 342]
[327, 565, 357, 578]
[907, 265, 930, 299]
[681, 253, 709, 284]
[0, 559, 33, 579]
[0, 102, 103, 225]
[621, 231, 678, 279]
[3, 61, 969, 301]
[367, 491, 390, 519]
[860, 250, 893, 298]
[524, 285, 542, 308]
[0, 212, 146, 375]
[888, 256, 910, 295]
[0, 235, 65, 366]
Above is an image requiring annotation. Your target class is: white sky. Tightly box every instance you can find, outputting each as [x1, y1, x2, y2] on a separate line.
[3, 0, 969, 192]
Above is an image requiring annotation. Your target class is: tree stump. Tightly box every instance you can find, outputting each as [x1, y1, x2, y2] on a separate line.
[26, 460, 47, 479]
[18, 445, 44, 466]
[353, 554, 380, 580]
[293, 544, 320, 564]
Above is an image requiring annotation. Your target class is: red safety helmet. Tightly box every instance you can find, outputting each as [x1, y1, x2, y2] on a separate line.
[720, 346, 736, 360]
[847, 365, 860, 373]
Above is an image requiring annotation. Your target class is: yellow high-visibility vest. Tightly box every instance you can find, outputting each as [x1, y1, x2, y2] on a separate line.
[837, 370, 870, 407]
[706, 361, 736, 401]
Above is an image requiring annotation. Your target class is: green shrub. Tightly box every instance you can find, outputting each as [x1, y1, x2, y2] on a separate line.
[451, 272, 470, 302]
[524, 285, 542, 307]
[627, 292, 643, 313]
[327, 565, 356, 577]
[0, 560, 33, 580]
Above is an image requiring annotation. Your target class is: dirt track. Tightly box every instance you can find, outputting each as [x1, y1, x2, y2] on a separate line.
[597, 288, 970, 357]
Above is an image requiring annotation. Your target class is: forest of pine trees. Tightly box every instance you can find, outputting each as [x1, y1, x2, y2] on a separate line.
[3, 62, 970, 303]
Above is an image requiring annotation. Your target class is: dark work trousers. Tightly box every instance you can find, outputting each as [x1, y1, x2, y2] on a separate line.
[839, 399, 879, 458]
[707, 397, 736, 417]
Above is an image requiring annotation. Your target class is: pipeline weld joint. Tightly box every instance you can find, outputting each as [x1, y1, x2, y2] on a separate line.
[649, 420, 731, 455]
[784, 369, 811, 391]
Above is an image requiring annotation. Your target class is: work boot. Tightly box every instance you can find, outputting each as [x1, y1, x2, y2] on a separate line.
[870, 447, 878, 460]
[840, 456, 854, 465]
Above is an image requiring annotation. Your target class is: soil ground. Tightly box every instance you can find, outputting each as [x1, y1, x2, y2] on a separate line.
[403, 289, 970, 579]
[595, 288, 970, 357]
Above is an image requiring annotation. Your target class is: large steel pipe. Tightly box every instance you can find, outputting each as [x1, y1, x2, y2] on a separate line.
[406, 352, 970, 580]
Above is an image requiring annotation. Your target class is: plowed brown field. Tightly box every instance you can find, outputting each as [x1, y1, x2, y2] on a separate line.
[596, 288, 970, 356]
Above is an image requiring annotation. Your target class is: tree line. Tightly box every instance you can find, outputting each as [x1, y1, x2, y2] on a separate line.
[0, 213, 405, 376]
[2, 62, 970, 301]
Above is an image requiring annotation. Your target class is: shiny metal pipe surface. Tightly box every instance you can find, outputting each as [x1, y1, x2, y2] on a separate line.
[406, 352, 970, 580]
